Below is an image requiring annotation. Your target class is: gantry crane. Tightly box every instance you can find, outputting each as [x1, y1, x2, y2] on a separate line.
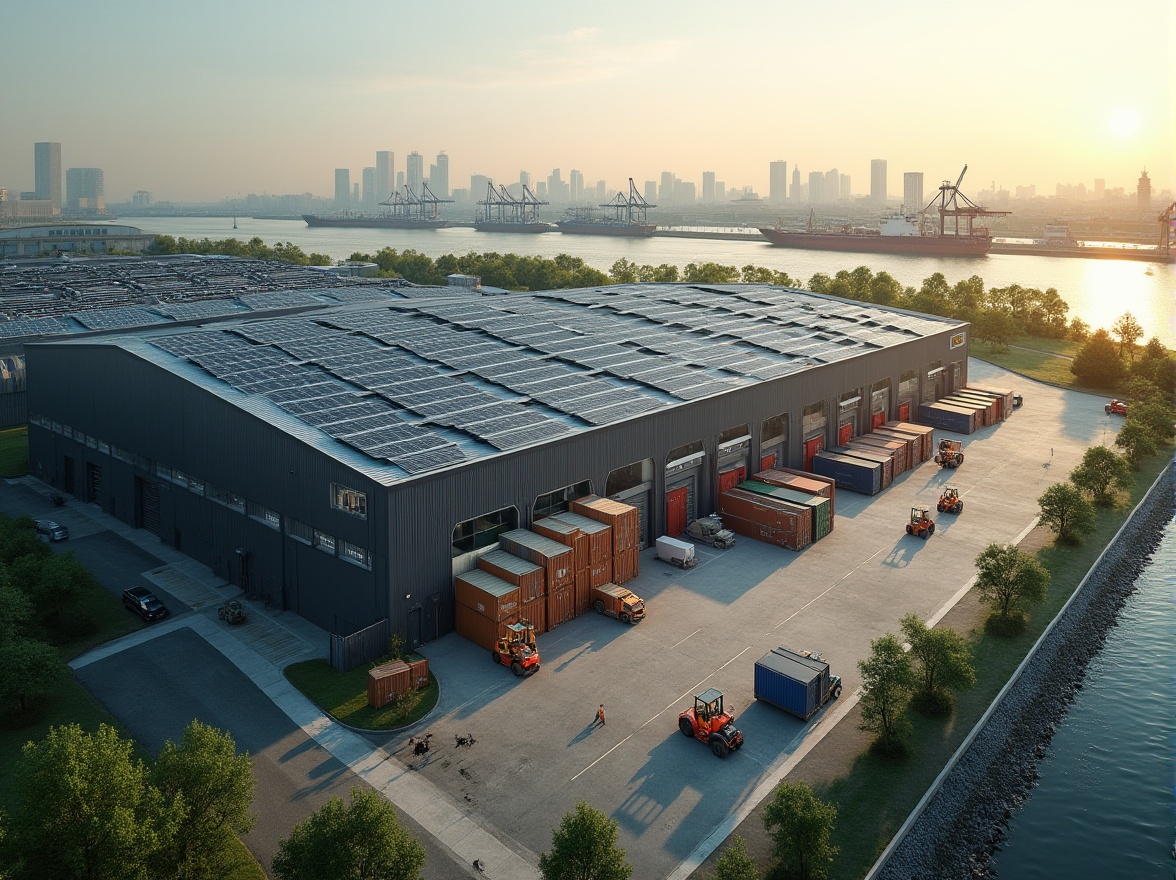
[1159, 201, 1176, 258]
[922, 165, 1010, 238]
[600, 178, 656, 224]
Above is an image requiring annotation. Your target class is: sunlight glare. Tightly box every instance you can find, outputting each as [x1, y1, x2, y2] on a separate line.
[1108, 108, 1139, 138]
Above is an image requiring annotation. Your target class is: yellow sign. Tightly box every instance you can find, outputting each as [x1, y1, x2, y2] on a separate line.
[950, 332, 966, 349]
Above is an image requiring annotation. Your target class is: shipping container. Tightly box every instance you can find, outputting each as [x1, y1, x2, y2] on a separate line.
[520, 594, 547, 635]
[966, 383, 1015, 419]
[884, 421, 936, 461]
[367, 660, 412, 708]
[866, 428, 919, 467]
[940, 395, 992, 427]
[949, 390, 1001, 424]
[406, 657, 430, 690]
[588, 556, 614, 589]
[753, 467, 836, 524]
[574, 568, 592, 616]
[957, 388, 1005, 422]
[532, 516, 581, 553]
[737, 480, 832, 541]
[569, 495, 640, 554]
[847, 435, 908, 474]
[834, 445, 894, 488]
[811, 450, 883, 496]
[476, 549, 545, 602]
[613, 546, 640, 584]
[718, 488, 810, 550]
[546, 584, 576, 628]
[499, 529, 575, 591]
[454, 569, 520, 621]
[918, 401, 979, 435]
[455, 603, 519, 652]
[753, 647, 834, 720]
[549, 511, 612, 566]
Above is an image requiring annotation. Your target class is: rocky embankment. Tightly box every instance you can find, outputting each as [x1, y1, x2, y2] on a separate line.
[876, 464, 1175, 880]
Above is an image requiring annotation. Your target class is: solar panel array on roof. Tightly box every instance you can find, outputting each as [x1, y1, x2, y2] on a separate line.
[73, 306, 170, 330]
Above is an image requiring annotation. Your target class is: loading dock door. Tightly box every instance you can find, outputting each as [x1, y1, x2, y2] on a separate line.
[718, 466, 745, 494]
[803, 436, 825, 471]
[760, 452, 777, 471]
[666, 485, 689, 536]
[85, 462, 102, 503]
[872, 411, 886, 429]
[136, 477, 160, 536]
[837, 422, 854, 445]
[612, 485, 650, 550]
[898, 401, 911, 421]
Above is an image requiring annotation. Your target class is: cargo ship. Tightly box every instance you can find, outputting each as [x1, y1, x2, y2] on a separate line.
[760, 165, 1010, 258]
[556, 219, 656, 237]
[474, 182, 554, 233]
[302, 213, 451, 229]
[557, 177, 657, 237]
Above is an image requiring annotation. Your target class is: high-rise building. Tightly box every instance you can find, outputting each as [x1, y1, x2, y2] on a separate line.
[659, 171, 674, 204]
[334, 169, 350, 208]
[840, 174, 851, 199]
[808, 171, 824, 203]
[870, 159, 887, 202]
[396, 171, 405, 191]
[791, 166, 801, 201]
[362, 167, 377, 210]
[644, 181, 658, 203]
[352, 183, 360, 204]
[520, 171, 531, 188]
[470, 174, 490, 201]
[716, 182, 726, 202]
[1094, 178, 1105, 200]
[34, 142, 62, 211]
[65, 167, 105, 213]
[569, 169, 584, 202]
[1137, 169, 1151, 212]
[131, 191, 152, 208]
[702, 171, 716, 203]
[429, 151, 449, 197]
[375, 151, 394, 202]
[678, 181, 697, 204]
[824, 169, 839, 201]
[547, 169, 568, 202]
[903, 172, 924, 214]
[595, 180, 606, 202]
[406, 152, 424, 194]
[769, 161, 788, 204]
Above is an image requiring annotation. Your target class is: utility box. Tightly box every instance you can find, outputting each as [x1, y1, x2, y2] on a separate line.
[753, 647, 841, 720]
[655, 535, 696, 568]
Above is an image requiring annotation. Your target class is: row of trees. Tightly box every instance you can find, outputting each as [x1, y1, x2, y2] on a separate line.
[151, 235, 333, 266]
[1070, 318, 1176, 393]
[347, 247, 610, 290]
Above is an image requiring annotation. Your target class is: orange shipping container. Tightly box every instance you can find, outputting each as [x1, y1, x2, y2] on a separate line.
[866, 428, 919, 468]
[547, 585, 576, 628]
[476, 549, 545, 602]
[885, 421, 935, 462]
[846, 437, 907, 475]
[719, 488, 810, 550]
[588, 556, 614, 589]
[406, 658, 429, 690]
[499, 529, 575, 592]
[455, 569, 520, 621]
[367, 660, 412, 708]
[722, 513, 805, 550]
[574, 568, 592, 615]
[754, 467, 835, 524]
[455, 603, 519, 652]
[520, 594, 547, 635]
[550, 511, 611, 565]
[612, 547, 640, 585]
[569, 496, 640, 554]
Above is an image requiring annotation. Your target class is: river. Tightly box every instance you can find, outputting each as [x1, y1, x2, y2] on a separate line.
[993, 511, 1176, 879]
[135, 216, 1176, 348]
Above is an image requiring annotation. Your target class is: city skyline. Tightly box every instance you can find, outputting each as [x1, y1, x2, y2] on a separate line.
[1, 1, 1171, 204]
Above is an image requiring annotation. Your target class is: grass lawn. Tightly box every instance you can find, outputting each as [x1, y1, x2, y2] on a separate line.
[0, 426, 28, 477]
[818, 444, 1172, 880]
[285, 657, 439, 730]
[970, 343, 1087, 389]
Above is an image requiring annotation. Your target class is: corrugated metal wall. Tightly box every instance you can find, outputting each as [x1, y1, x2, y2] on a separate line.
[26, 327, 967, 646]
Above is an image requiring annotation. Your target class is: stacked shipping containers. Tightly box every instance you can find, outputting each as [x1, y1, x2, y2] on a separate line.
[965, 384, 1015, 419]
[717, 486, 811, 549]
[918, 400, 981, 434]
[499, 529, 575, 630]
[542, 511, 613, 614]
[475, 549, 547, 634]
[737, 480, 832, 541]
[569, 496, 640, 585]
[884, 422, 935, 462]
[811, 450, 883, 495]
[753, 468, 835, 527]
[454, 568, 520, 651]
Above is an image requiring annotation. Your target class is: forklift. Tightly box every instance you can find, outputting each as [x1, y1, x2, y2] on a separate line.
[905, 507, 936, 539]
[937, 486, 964, 514]
[678, 688, 745, 758]
[935, 438, 964, 468]
[491, 619, 540, 677]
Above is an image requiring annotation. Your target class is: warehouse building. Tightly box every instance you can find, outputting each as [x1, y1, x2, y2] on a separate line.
[26, 282, 969, 648]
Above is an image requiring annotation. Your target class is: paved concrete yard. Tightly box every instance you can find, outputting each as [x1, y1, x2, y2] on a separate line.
[403, 362, 1117, 879]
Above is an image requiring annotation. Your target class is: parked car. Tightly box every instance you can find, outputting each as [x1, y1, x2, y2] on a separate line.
[122, 586, 169, 622]
[35, 519, 69, 541]
[1105, 399, 1129, 416]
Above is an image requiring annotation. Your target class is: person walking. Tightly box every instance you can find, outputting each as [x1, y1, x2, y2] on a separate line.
[593, 704, 606, 726]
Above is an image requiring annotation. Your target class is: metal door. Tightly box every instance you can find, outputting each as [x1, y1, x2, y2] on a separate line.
[407, 606, 422, 649]
[898, 401, 911, 421]
[760, 452, 777, 471]
[85, 462, 101, 503]
[803, 436, 824, 471]
[136, 477, 160, 535]
[838, 422, 855, 445]
[666, 485, 688, 536]
[718, 466, 745, 494]
[871, 411, 886, 429]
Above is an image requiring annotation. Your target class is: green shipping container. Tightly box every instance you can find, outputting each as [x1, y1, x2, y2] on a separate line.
[738, 480, 832, 541]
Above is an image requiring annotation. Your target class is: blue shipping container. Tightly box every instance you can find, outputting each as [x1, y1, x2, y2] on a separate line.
[918, 402, 976, 435]
[754, 647, 831, 720]
[811, 451, 882, 496]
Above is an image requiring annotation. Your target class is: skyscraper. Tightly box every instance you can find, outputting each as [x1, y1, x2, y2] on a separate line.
[824, 169, 839, 201]
[659, 171, 673, 205]
[870, 159, 887, 203]
[839, 174, 851, 199]
[769, 160, 788, 204]
[66, 167, 105, 213]
[430, 151, 449, 197]
[791, 166, 801, 201]
[375, 151, 394, 201]
[808, 171, 824, 204]
[35, 142, 62, 211]
[903, 172, 924, 213]
[702, 171, 716, 203]
[334, 169, 350, 208]
[362, 167, 377, 210]
[569, 169, 584, 202]
[406, 152, 424, 194]
[1137, 169, 1151, 212]
[644, 181, 658, 203]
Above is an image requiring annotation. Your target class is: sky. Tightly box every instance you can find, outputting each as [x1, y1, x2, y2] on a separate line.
[2, 0, 1173, 204]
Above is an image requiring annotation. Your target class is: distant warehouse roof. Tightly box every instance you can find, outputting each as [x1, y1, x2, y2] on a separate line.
[77, 283, 962, 483]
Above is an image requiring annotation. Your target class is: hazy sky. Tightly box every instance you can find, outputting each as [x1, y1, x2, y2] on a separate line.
[2, 0, 1172, 203]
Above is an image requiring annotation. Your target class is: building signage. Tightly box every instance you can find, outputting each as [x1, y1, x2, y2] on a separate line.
[950, 332, 966, 349]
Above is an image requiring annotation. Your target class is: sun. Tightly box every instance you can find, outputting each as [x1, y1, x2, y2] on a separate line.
[1108, 108, 1140, 138]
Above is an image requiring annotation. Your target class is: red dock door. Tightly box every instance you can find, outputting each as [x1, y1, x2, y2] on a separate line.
[760, 452, 777, 471]
[803, 436, 824, 471]
[898, 401, 911, 421]
[718, 466, 745, 495]
[871, 411, 886, 429]
[666, 485, 689, 536]
[838, 422, 854, 446]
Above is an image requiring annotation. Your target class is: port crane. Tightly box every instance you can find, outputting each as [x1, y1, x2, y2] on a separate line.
[1159, 201, 1176, 258]
[381, 182, 454, 223]
[476, 182, 547, 224]
[600, 178, 656, 225]
[922, 165, 1010, 238]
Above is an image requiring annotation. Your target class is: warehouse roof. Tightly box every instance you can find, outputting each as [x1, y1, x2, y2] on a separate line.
[70, 283, 962, 483]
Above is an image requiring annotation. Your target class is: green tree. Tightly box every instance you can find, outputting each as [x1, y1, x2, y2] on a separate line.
[1111, 312, 1144, 361]
[683, 262, 740, 284]
[1070, 329, 1125, 388]
[0, 638, 69, 713]
[761, 781, 837, 880]
[1114, 419, 1157, 469]
[272, 787, 425, 880]
[151, 720, 256, 880]
[972, 308, 1017, 352]
[974, 544, 1050, 629]
[538, 801, 632, 880]
[1067, 316, 1090, 342]
[806, 273, 832, 293]
[712, 835, 759, 880]
[857, 634, 915, 754]
[0, 580, 34, 640]
[946, 275, 986, 321]
[1068, 446, 1132, 506]
[9, 723, 177, 880]
[609, 258, 638, 283]
[1130, 337, 1176, 395]
[1125, 401, 1176, 443]
[1037, 483, 1097, 544]
[866, 271, 902, 306]
[899, 613, 976, 712]
[907, 272, 951, 316]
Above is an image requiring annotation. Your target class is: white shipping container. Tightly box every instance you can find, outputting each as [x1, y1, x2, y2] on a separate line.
[655, 535, 696, 566]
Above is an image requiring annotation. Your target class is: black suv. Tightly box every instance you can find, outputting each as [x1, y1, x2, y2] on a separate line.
[35, 519, 69, 541]
[122, 586, 169, 622]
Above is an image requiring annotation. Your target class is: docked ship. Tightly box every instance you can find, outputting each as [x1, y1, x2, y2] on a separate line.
[473, 182, 554, 233]
[557, 178, 657, 237]
[759, 165, 1009, 257]
[304, 183, 454, 230]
